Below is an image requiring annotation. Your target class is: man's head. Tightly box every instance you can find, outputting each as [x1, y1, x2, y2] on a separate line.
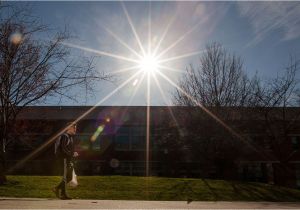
[66, 122, 77, 135]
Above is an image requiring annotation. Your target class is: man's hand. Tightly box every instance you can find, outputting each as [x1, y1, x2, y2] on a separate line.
[73, 152, 79, 157]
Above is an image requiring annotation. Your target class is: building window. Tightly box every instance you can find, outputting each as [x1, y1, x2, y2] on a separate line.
[77, 135, 90, 150]
[291, 136, 300, 151]
[263, 137, 273, 150]
[77, 134, 100, 151]
[131, 136, 145, 150]
[115, 126, 130, 135]
[249, 135, 273, 150]
[245, 162, 263, 181]
[131, 126, 146, 136]
[115, 135, 129, 150]
[249, 135, 261, 145]
[92, 136, 101, 151]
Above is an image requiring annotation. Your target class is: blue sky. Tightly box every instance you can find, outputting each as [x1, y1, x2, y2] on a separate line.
[10, 1, 300, 106]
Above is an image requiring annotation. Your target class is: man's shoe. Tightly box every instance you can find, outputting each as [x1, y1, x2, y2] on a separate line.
[60, 195, 72, 200]
[52, 187, 60, 198]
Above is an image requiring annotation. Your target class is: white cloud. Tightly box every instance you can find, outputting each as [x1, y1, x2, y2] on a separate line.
[237, 2, 300, 46]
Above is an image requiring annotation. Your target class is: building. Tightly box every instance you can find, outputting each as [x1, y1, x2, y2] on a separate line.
[6, 106, 300, 188]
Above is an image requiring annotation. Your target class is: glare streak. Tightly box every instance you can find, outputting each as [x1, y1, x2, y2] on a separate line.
[62, 42, 140, 64]
[152, 74, 172, 107]
[102, 26, 143, 60]
[121, 2, 146, 56]
[158, 50, 205, 64]
[110, 65, 141, 75]
[156, 21, 202, 59]
[158, 65, 186, 74]
[127, 72, 146, 106]
[146, 72, 150, 177]
[152, 15, 176, 56]
[8, 70, 143, 173]
[152, 74, 181, 131]
[120, 72, 145, 143]
[148, 1, 151, 55]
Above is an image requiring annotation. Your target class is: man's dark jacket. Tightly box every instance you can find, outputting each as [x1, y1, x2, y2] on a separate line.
[55, 133, 74, 160]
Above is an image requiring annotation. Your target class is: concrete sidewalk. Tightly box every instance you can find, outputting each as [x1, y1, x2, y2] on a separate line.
[1, 197, 300, 209]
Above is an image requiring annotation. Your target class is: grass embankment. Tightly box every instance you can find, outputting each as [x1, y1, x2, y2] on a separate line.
[1, 176, 300, 201]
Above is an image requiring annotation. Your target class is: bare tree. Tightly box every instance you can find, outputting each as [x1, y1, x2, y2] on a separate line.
[252, 58, 300, 186]
[173, 42, 257, 107]
[171, 43, 256, 179]
[0, 5, 112, 184]
[172, 42, 300, 185]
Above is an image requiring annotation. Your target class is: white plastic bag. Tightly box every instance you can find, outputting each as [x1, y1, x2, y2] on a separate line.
[68, 169, 78, 188]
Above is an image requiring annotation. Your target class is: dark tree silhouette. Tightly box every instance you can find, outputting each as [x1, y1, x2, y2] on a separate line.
[251, 58, 300, 186]
[172, 42, 300, 185]
[0, 4, 112, 184]
[173, 42, 258, 107]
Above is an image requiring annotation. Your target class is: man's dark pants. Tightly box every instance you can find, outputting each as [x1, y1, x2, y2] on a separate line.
[56, 158, 73, 196]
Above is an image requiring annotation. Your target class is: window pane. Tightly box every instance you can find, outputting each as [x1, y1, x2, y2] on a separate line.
[115, 135, 129, 150]
[131, 136, 145, 150]
[115, 126, 130, 135]
[291, 136, 300, 150]
[77, 135, 91, 150]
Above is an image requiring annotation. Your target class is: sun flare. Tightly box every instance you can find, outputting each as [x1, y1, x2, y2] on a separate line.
[10, 2, 240, 179]
[138, 54, 159, 73]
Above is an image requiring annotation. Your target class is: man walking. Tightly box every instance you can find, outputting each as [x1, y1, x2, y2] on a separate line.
[53, 122, 78, 200]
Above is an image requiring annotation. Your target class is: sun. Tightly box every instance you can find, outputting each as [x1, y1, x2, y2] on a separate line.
[138, 54, 159, 73]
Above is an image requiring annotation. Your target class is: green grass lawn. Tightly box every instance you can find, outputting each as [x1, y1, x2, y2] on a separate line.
[1, 176, 300, 201]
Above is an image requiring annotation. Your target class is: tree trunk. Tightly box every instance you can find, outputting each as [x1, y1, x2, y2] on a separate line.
[0, 108, 8, 185]
[0, 141, 7, 185]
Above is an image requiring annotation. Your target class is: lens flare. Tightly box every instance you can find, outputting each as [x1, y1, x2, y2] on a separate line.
[9, 32, 22, 45]
[133, 79, 138, 86]
[91, 125, 105, 142]
[9, 2, 234, 177]
[110, 158, 120, 168]
[8, 70, 142, 173]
